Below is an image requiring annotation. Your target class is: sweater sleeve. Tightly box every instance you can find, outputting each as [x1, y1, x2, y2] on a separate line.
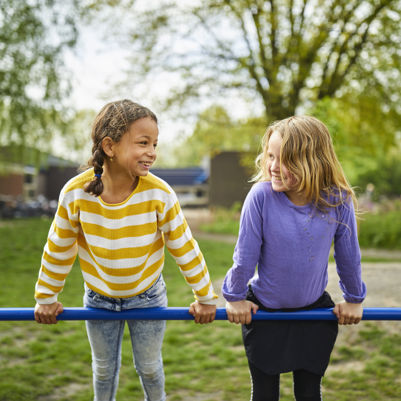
[34, 188, 79, 304]
[158, 190, 218, 305]
[334, 199, 367, 303]
[222, 184, 264, 302]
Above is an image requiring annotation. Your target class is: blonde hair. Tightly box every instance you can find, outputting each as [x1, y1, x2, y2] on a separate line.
[254, 115, 357, 211]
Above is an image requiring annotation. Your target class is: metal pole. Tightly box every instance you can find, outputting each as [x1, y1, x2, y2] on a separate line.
[0, 307, 400, 321]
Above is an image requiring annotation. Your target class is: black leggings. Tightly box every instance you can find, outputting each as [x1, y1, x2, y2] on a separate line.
[249, 361, 322, 401]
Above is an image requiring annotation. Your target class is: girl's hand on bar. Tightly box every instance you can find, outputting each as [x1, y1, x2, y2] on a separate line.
[34, 302, 64, 324]
[333, 301, 363, 325]
[226, 300, 259, 325]
[189, 301, 216, 324]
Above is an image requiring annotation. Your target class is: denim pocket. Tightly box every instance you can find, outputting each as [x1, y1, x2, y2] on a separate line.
[85, 288, 97, 300]
[86, 288, 105, 303]
[143, 277, 166, 301]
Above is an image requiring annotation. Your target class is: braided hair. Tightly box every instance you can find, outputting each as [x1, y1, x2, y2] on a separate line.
[84, 99, 158, 196]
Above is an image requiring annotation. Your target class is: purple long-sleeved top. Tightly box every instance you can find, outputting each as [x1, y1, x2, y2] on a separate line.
[222, 182, 366, 309]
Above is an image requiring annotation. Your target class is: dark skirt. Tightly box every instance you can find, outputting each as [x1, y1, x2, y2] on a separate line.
[242, 287, 338, 376]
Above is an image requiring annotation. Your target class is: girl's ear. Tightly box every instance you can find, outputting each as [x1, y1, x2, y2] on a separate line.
[101, 137, 114, 158]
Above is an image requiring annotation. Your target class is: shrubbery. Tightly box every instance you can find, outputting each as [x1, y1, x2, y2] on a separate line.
[358, 207, 401, 250]
[202, 201, 401, 250]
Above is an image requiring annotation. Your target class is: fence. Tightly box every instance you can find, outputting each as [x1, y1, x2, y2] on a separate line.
[1, 307, 401, 321]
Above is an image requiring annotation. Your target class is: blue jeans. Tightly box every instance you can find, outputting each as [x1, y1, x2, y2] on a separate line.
[83, 276, 167, 401]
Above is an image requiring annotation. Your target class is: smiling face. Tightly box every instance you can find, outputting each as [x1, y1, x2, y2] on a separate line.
[111, 116, 159, 179]
[267, 130, 304, 204]
[255, 115, 351, 208]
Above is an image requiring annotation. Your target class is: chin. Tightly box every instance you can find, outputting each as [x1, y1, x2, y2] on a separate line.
[135, 166, 151, 176]
[271, 181, 286, 193]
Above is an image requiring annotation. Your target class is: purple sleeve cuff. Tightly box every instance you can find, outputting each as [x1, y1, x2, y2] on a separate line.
[221, 268, 249, 302]
[221, 291, 248, 303]
[340, 280, 367, 303]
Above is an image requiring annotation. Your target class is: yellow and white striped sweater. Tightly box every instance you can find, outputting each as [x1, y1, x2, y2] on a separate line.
[35, 169, 218, 305]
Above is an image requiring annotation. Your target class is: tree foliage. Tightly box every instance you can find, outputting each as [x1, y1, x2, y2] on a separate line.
[108, 0, 401, 123]
[310, 93, 401, 183]
[167, 105, 265, 167]
[357, 151, 401, 198]
[0, 0, 79, 154]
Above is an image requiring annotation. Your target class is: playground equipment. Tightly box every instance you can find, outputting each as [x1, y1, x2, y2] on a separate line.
[0, 307, 400, 321]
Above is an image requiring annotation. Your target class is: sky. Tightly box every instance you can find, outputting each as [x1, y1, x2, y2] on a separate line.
[60, 6, 261, 165]
[61, 22, 194, 164]
[64, 23, 194, 146]
[66, 26, 132, 111]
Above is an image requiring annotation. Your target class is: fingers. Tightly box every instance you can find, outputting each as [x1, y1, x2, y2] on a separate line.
[35, 311, 56, 324]
[338, 314, 361, 325]
[333, 302, 363, 325]
[226, 301, 258, 325]
[56, 303, 64, 317]
[251, 302, 259, 315]
[227, 310, 251, 325]
[189, 302, 216, 324]
[226, 308, 251, 324]
[34, 302, 63, 325]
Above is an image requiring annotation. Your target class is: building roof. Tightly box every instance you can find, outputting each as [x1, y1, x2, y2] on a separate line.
[150, 167, 208, 186]
[0, 145, 78, 170]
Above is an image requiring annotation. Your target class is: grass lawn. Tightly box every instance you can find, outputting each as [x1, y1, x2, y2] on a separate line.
[0, 218, 400, 400]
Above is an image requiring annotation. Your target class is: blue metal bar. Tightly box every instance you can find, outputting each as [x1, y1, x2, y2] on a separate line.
[0, 307, 400, 321]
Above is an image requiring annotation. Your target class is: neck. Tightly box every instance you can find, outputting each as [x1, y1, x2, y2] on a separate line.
[100, 165, 138, 204]
[285, 190, 308, 206]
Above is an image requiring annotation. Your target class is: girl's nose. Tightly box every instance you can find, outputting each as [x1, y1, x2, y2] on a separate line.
[147, 146, 157, 158]
[271, 159, 280, 172]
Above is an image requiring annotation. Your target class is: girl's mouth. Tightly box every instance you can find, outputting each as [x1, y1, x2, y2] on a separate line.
[140, 161, 152, 170]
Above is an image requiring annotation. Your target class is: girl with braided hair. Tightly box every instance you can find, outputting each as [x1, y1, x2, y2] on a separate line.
[34, 99, 217, 401]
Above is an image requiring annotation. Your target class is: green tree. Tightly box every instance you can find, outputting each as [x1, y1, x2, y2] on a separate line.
[355, 150, 401, 198]
[170, 105, 266, 167]
[51, 108, 96, 163]
[0, 0, 79, 155]
[102, 0, 401, 123]
[310, 94, 401, 183]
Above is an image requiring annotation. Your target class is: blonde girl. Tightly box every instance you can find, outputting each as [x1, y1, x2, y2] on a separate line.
[34, 99, 217, 401]
[222, 116, 366, 401]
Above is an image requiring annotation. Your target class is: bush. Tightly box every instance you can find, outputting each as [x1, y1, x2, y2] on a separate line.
[358, 209, 401, 250]
[355, 152, 401, 201]
[201, 203, 401, 250]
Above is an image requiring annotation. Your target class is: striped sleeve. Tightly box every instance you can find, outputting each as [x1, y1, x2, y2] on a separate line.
[34, 186, 79, 304]
[159, 191, 218, 305]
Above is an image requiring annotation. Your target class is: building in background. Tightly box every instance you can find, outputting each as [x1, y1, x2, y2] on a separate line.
[0, 146, 79, 218]
[0, 146, 79, 201]
[151, 167, 208, 207]
[1, 147, 254, 217]
[209, 151, 253, 208]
